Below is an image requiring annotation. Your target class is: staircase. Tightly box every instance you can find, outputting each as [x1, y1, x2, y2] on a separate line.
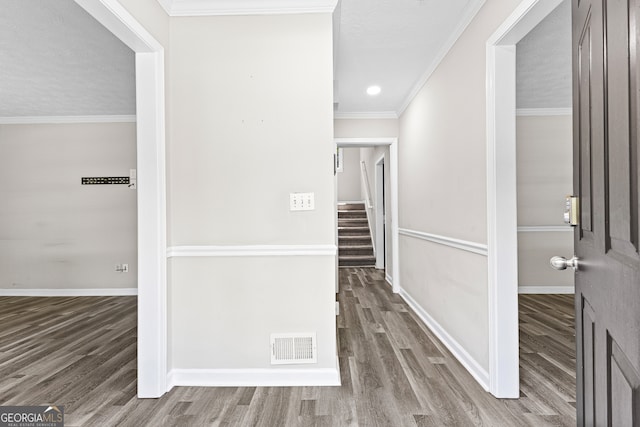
[338, 202, 375, 267]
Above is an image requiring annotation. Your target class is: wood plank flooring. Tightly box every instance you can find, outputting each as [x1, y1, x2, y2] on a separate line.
[0, 269, 576, 426]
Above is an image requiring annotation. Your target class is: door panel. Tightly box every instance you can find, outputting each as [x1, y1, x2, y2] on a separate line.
[578, 7, 594, 237]
[573, 0, 640, 425]
[581, 298, 597, 425]
[608, 335, 640, 425]
[605, 0, 640, 259]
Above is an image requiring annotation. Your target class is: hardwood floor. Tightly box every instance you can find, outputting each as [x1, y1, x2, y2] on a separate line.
[0, 269, 576, 426]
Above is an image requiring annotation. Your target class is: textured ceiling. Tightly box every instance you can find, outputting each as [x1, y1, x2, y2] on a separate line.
[334, 0, 480, 114]
[516, 0, 571, 109]
[0, 0, 135, 117]
[0, 0, 570, 118]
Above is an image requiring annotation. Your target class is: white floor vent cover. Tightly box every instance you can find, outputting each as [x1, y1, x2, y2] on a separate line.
[270, 333, 317, 365]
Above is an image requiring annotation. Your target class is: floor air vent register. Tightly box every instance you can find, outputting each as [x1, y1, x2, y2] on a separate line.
[270, 333, 317, 365]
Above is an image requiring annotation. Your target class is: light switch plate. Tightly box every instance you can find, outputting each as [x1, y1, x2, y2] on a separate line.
[290, 192, 315, 211]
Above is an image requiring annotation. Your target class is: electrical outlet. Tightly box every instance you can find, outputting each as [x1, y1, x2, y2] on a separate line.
[115, 264, 129, 273]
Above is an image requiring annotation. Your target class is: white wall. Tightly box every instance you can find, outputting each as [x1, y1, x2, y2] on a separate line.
[398, 0, 522, 380]
[337, 147, 361, 202]
[360, 146, 393, 279]
[166, 14, 336, 374]
[0, 122, 137, 290]
[516, 114, 573, 291]
[334, 118, 398, 138]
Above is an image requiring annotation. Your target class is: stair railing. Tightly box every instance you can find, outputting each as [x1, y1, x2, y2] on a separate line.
[360, 161, 374, 209]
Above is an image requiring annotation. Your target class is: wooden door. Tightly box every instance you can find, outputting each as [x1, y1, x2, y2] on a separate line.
[573, 0, 640, 424]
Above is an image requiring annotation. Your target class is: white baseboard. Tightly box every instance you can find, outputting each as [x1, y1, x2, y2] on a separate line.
[399, 287, 490, 391]
[0, 288, 138, 297]
[385, 273, 393, 287]
[167, 366, 341, 390]
[518, 285, 574, 294]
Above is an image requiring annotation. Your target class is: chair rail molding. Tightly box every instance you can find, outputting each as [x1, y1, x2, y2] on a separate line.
[167, 244, 337, 258]
[399, 228, 488, 256]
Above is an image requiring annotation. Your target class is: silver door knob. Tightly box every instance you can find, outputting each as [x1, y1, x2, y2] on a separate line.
[550, 256, 579, 271]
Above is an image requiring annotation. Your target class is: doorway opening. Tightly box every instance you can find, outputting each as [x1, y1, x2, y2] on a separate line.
[486, 0, 566, 398]
[74, 0, 167, 398]
[334, 138, 399, 293]
[374, 155, 386, 271]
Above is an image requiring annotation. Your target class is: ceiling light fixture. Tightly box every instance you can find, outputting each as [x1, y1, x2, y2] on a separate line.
[366, 85, 381, 96]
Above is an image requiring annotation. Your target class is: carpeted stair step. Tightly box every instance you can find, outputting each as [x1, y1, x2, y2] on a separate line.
[338, 209, 367, 219]
[339, 245, 374, 256]
[339, 235, 373, 246]
[338, 218, 369, 227]
[337, 226, 370, 236]
[338, 203, 366, 211]
[339, 255, 376, 267]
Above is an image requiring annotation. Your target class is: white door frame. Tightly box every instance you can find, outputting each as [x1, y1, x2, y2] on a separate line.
[374, 155, 385, 270]
[335, 138, 399, 293]
[75, 0, 167, 398]
[486, 0, 564, 398]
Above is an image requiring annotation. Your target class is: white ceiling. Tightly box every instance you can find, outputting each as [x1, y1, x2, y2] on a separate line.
[334, 0, 482, 115]
[0, 0, 571, 118]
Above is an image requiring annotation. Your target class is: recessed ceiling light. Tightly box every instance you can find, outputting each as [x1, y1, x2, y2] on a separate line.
[366, 85, 381, 96]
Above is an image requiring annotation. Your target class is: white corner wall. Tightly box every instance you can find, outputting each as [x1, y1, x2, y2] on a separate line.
[337, 147, 361, 202]
[166, 13, 337, 384]
[0, 122, 137, 293]
[516, 114, 574, 292]
[397, 0, 523, 389]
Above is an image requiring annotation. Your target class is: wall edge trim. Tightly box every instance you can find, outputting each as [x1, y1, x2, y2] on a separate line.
[0, 115, 137, 124]
[385, 273, 393, 286]
[518, 285, 575, 294]
[334, 111, 399, 120]
[164, 0, 338, 16]
[167, 244, 338, 258]
[517, 225, 574, 232]
[166, 367, 341, 389]
[399, 287, 490, 391]
[399, 228, 488, 256]
[396, 0, 487, 115]
[0, 288, 138, 297]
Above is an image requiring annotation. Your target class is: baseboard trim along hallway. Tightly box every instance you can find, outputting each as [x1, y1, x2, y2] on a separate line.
[167, 365, 341, 390]
[0, 288, 138, 296]
[398, 287, 490, 391]
[518, 285, 575, 294]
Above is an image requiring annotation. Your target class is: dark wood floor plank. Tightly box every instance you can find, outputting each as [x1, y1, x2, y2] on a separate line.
[0, 270, 577, 426]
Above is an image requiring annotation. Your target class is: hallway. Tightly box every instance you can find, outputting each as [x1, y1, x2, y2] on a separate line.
[0, 268, 576, 426]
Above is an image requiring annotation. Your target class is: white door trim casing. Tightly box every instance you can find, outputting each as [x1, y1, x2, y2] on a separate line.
[374, 155, 385, 269]
[485, 0, 564, 399]
[335, 138, 400, 293]
[74, 0, 167, 398]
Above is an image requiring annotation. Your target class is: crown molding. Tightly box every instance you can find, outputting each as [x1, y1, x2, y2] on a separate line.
[334, 111, 398, 120]
[0, 115, 136, 124]
[397, 0, 486, 116]
[157, 0, 338, 16]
